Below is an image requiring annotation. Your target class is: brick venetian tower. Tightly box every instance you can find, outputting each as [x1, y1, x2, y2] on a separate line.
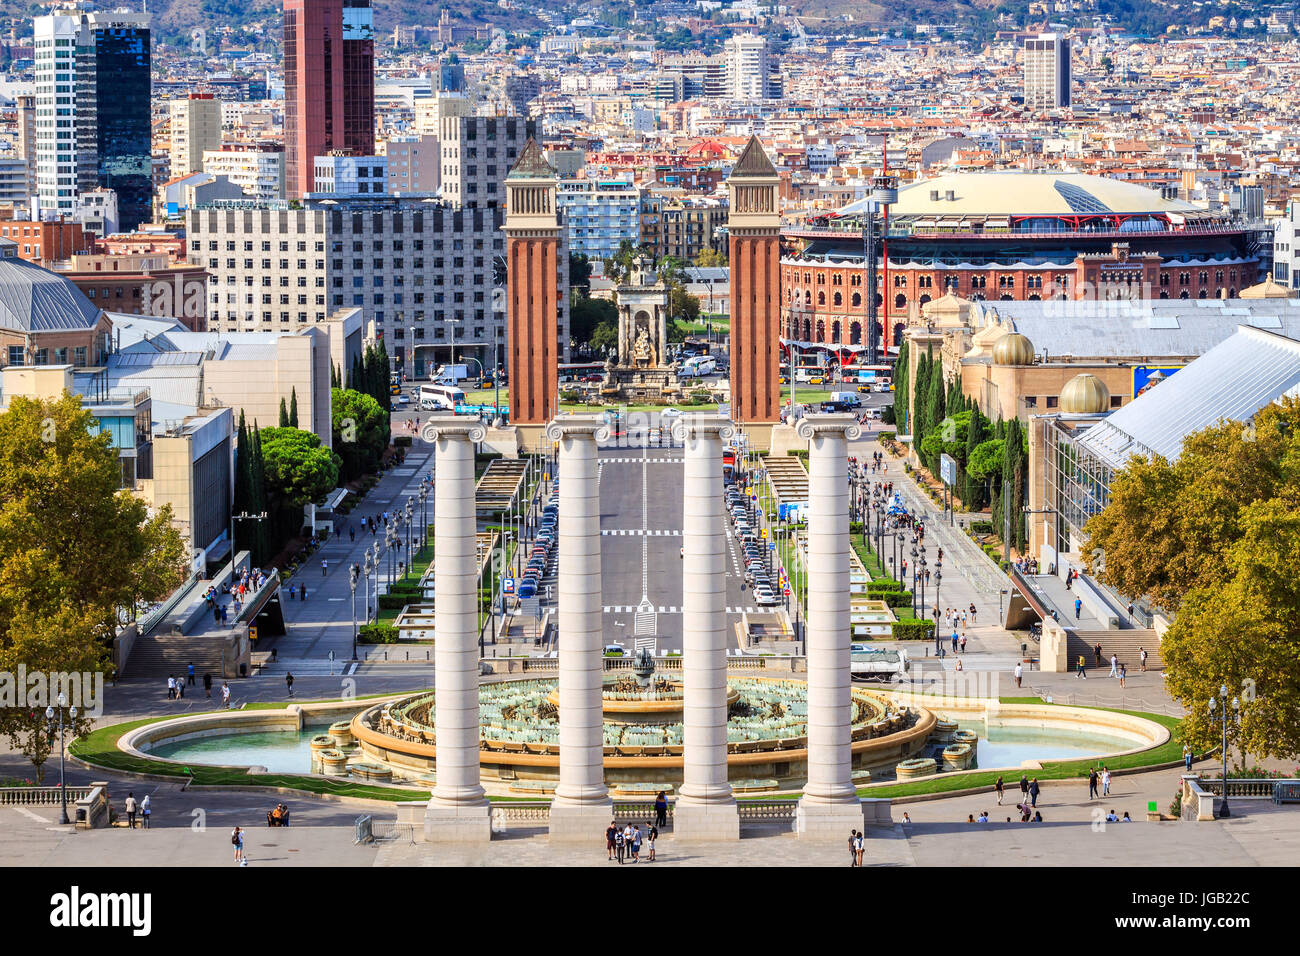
[726, 136, 782, 440]
[505, 140, 561, 449]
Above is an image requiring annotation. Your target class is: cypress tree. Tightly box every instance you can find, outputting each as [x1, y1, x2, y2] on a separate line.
[925, 360, 945, 471]
[278, 398, 289, 427]
[249, 424, 271, 565]
[964, 405, 987, 510]
[894, 339, 909, 434]
[233, 412, 252, 554]
[289, 387, 299, 428]
[913, 352, 929, 447]
[374, 341, 392, 414]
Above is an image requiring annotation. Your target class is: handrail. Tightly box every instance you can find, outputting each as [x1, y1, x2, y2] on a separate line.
[138, 568, 201, 637]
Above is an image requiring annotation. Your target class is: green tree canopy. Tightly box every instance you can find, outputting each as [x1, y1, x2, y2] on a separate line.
[258, 427, 341, 507]
[331, 388, 387, 482]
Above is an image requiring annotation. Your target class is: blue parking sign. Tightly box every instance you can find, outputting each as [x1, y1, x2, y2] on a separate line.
[503, 578, 515, 595]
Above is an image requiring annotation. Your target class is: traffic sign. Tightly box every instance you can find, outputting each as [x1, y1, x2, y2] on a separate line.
[503, 577, 515, 595]
[768, 542, 776, 551]
[784, 588, 792, 597]
[249, 626, 258, 641]
[760, 528, 767, 539]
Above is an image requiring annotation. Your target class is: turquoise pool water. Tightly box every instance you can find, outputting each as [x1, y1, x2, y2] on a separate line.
[148, 728, 320, 774]
[956, 720, 1139, 768]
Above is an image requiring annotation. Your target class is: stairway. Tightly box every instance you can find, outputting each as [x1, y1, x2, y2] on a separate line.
[124, 630, 240, 680]
[1066, 628, 1163, 673]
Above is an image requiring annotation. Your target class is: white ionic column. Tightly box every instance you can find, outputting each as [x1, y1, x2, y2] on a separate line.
[547, 415, 614, 840]
[672, 414, 740, 840]
[794, 413, 868, 839]
[423, 415, 492, 842]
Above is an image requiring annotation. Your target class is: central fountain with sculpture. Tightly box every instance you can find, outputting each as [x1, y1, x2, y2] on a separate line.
[351, 651, 936, 787]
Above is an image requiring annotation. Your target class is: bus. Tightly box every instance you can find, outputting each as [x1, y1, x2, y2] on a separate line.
[843, 364, 893, 387]
[419, 383, 466, 410]
[558, 362, 606, 384]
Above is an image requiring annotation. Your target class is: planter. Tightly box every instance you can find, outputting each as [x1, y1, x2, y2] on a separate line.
[942, 743, 973, 771]
[318, 750, 349, 775]
[931, 718, 958, 742]
[329, 721, 355, 748]
[896, 758, 937, 779]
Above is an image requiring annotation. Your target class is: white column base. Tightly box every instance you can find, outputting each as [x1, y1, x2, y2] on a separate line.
[795, 796, 867, 840]
[423, 798, 493, 843]
[673, 799, 741, 842]
[548, 799, 615, 842]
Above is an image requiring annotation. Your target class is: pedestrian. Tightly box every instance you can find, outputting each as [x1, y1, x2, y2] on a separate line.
[203, 672, 212, 698]
[1020, 774, 1029, 803]
[176, 677, 184, 699]
[124, 792, 138, 829]
[854, 830, 865, 867]
[1074, 597, 1082, 620]
[1139, 647, 1148, 673]
[848, 829, 859, 867]
[1088, 768, 1099, 800]
[1094, 642, 1103, 666]
[141, 793, 151, 829]
[969, 603, 977, 624]
[959, 634, 967, 654]
[167, 675, 176, 700]
[1014, 660, 1023, 688]
[653, 790, 668, 829]
[1102, 766, 1111, 797]
[606, 821, 617, 861]
[1077, 655, 1087, 679]
[1127, 602, 1135, 623]
[995, 775, 1005, 805]
[187, 663, 195, 686]
[1184, 745, 1193, 771]
[1065, 572, 1072, 591]
[951, 630, 959, 653]
[1029, 778, 1040, 808]
[646, 823, 657, 862]
[288, 583, 296, 601]
[631, 825, 642, 863]
[221, 682, 231, 708]
[614, 826, 626, 864]
[300, 585, 306, 601]
[349, 526, 356, 543]
[322, 559, 328, 577]
[1118, 663, 1127, 687]
[232, 826, 246, 865]
[1108, 654, 1119, 678]
[286, 673, 295, 697]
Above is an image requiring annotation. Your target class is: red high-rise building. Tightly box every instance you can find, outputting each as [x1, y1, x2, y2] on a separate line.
[283, 0, 375, 199]
[726, 136, 782, 429]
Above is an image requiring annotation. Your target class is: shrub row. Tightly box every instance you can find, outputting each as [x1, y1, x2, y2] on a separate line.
[358, 623, 399, 644]
[890, 618, 935, 641]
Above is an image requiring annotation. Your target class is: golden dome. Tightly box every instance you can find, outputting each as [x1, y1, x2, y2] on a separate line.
[991, 332, 1035, 366]
[1239, 277, 1295, 299]
[1059, 373, 1111, 414]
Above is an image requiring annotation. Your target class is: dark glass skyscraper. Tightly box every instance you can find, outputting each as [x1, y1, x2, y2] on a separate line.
[283, 0, 375, 199]
[34, 11, 152, 232]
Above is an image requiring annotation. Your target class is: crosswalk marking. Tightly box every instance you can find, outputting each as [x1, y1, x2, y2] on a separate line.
[598, 457, 684, 464]
[600, 605, 758, 615]
[600, 528, 682, 536]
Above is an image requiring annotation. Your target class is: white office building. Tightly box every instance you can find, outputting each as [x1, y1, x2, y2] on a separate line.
[1024, 33, 1072, 109]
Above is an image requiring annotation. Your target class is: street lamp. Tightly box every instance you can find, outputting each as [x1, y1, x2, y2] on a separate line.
[933, 568, 943, 656]
[349, 563, 360, 660]
[1206, 686, 1237, 816]
[403, 502, 413, 581]
[418, 484, 430, 551]
[45, 692, 77, 825]
[362, 551, 375, 621]
[895, 531, 905, 583]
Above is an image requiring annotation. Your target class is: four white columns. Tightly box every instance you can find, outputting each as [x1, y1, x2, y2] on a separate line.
[423, 411, 866, 844]
[794, 413, 868, 838]
[547, 415, 615, 840]
[424, 415, 493, 843]
[673, 415, 740, 840]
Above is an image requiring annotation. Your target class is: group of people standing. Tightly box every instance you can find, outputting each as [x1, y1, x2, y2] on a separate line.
[606, 821, 656, 863]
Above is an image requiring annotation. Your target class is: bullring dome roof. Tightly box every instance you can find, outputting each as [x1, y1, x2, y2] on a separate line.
[840, 171, 1206, 219]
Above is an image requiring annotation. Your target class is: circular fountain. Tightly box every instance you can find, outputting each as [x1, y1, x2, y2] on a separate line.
[351, 651, 936, 788]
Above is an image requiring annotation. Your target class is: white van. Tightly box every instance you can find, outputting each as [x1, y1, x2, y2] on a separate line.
[419, 384, 466, 410]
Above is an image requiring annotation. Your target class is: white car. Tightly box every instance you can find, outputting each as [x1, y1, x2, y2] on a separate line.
[754, 585, 780, 606]
[660, 407, 682, 420]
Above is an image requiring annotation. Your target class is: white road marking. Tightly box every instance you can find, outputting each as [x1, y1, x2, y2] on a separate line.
[14, 807, 48, 823]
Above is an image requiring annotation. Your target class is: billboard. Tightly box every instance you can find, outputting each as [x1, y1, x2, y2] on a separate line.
[1131, 365, 1185, 398]
[939, 453, 958, 486]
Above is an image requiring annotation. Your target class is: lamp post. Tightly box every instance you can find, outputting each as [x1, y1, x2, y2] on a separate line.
[895, 531, 905, 583]
[349, 563, 360, 660]
[933, 568, 943, 655]
[45, 692, 77, 825]
[362, 551, 374, 621]
[369, 541, 380, 620]
[910, 542, 919, 618]
[403, 502, 413, 581]
[1201, 686, 1242, 816]
[419, 484, 429, 551]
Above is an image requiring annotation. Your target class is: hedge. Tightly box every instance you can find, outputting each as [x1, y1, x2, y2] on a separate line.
[358, 623, 399, 644]
[890, 618, 935, 641]
[377, 594, 414, 611]
[393, 435, 412, 447]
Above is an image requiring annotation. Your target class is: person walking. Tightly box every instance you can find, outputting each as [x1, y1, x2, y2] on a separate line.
[1118, 663, 1127, 688]
[1139, 647, 1148, 673]
[124, 792, 138, 829]
[203, 673, 212, 698]
[349, 526, 356, 543]
[321, 559, 328, 577]
[221, 681, 231, 708]
[606, 822, 617, 861]
[288, 583, 296, 601]
[969, 603, 977, 624]
[1094, 642, 1104, 667]
[1074, 597, 1082, 620]
[653, 790, 668, 829]
[232, 826, 246, 865]
[1184, 745, 1193, 771]
[959, 634, 967, 654]
[285, 673, 295, 698]
[300, 584, 306, 602]
[646, 823, 657, 862]
[176, 677, 184, 699]
[1020, 774, 1029, 804]
[1077, 655, 1087, 679]
[848, 829, 859, 867]
[1088, 768, 1099, 801]
[854, 830, 865, 867]
[187, 663, 195, 687]
[1108, 654, 1119, 678]
[1029, 778, 1040, 808]
[995, 775, 1005, 805]
[1014, 660, 1023, 688]
[1101, 766, 1111, 797]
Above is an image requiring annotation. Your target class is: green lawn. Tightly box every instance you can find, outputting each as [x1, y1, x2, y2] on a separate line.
[856, 708, 1184, 798]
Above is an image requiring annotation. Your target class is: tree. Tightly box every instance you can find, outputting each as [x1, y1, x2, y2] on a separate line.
[258, 427, 341, 507]
[0, 394, 187, 774]
[694, 248, 727, 267]
[289, 387, 299, 428]
[964, 405, 989, 509]
[893, 339, 909, 434]
[569, 252, 593, 296]
[278, 398, 289, 427]
[331, 388, 387, 482]
[569, 296, 617, 347]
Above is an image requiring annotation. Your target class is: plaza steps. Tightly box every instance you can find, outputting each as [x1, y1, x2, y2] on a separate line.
[124, 631, 237, 680]
[1065, 628, 1163, 673]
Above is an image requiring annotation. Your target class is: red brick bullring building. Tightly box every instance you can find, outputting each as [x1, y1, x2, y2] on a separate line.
[780, 172, 1264, 351]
